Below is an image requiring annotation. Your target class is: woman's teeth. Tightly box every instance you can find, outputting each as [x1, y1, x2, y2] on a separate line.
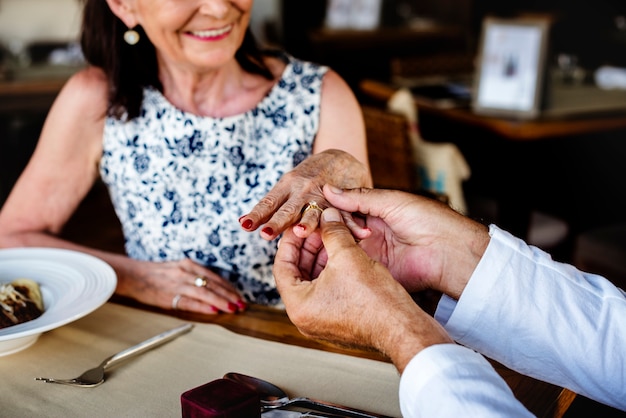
[191, 25, 232, 38]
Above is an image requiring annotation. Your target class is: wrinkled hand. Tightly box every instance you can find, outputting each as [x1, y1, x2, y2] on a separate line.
[117, 258, 246, 315]
[273, 207, 453, 372]
[323, 186, 490, 299]
[239, 149, 371, 241]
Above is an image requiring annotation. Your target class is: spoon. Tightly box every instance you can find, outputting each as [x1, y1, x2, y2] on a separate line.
[223, 372, 391, 418]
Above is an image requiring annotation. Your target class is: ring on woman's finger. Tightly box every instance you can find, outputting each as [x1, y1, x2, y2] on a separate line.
[194, 276, 208, 288]
[302, 200, 323, 216]
[171, 294, 182, 310]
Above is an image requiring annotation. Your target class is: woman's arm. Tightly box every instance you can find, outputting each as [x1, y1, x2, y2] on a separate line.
[315, 69, 371, 179]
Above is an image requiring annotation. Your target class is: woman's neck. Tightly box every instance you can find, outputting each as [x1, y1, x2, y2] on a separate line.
[158, 57, 281, 118]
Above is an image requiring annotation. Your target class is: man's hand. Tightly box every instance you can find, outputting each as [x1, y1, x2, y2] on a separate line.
[273, 207, 453, 372]
[323, 185, 490, 299]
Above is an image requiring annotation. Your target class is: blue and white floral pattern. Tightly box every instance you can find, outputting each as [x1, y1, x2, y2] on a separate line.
[100, 57, 328, 306]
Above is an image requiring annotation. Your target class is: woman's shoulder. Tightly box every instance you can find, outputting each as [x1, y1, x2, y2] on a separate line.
[58, 66, 109, 114]
[36, 66, 109, 168]
[65, 66, 108, 93]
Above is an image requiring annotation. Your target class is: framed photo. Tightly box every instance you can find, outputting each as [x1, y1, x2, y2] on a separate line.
[472, 16, 551, 119]
[325, 0, 383, 30]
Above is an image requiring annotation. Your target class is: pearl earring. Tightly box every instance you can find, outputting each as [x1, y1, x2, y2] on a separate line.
[124, 28, 140, 45]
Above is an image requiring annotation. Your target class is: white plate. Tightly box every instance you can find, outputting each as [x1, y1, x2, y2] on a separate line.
[0, 248, 117, 356]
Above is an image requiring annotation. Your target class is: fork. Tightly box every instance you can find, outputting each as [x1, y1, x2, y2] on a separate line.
[35, 323, 193, 387]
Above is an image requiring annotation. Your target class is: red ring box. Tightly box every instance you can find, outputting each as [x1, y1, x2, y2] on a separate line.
[181, 378, 261, 417]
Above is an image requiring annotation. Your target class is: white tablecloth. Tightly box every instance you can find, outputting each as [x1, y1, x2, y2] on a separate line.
[0, 303, 401, 417]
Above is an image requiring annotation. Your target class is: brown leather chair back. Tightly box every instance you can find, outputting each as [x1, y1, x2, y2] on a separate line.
[362, 105, 419, 193]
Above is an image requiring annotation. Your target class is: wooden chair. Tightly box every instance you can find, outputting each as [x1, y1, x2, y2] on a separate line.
[61, 180, 125, 254]
[362, 105, 448, 204]
[362, 105, 418, 193]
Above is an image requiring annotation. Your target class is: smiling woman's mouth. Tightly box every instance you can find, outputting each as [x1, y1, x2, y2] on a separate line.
[188, 24, 233, 40]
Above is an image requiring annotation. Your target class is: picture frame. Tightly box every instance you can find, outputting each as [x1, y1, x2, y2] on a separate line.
[324, 0, 383, 30]
[472, 16, 551, 119]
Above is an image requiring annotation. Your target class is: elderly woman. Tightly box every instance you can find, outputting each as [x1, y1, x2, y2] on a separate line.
[0, 0, 371, 314]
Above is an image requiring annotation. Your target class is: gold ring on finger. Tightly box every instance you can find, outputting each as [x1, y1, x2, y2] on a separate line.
[302, 200, 323, 216]
[194, 276, 208, 287]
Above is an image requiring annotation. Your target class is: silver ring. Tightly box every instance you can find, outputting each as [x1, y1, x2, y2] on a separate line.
[194, 276, 208, 287]
[302, 200, 323, 216]
[171, 294, 182, 310]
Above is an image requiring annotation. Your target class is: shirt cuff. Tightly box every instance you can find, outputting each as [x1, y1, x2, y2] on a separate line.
[399, 343, 530, 417]
[434, 224, 511, 341]
[400, 344, 480, 399]
[433, 224, 497, 329]
[434, 294, 457, 326]
[399, 344, 475, 417]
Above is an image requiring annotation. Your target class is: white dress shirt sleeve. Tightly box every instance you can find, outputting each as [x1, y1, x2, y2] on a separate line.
[399, 344, 533, 417]
[434, 225, 626, 411]
[398, 224, 626, 416]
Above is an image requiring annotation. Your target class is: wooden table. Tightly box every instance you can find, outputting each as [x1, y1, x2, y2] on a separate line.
[358, 79, 626, 241]
[359, 79, 626, 141]
[0, 65, 80, 113]
[0, 77, 66, 112]
[113, 296, 576, 418]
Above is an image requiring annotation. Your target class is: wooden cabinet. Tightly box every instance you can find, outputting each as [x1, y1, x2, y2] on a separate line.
[307, 25, 468, 88]
[280, 1, 473, 90]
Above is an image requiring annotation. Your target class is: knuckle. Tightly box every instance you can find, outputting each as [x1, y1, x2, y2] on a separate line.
[281, 199, 303, 216]
[250, 195, 281, 216]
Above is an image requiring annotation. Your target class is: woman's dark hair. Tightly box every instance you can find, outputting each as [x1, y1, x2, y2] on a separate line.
[80, 0, 274, 120]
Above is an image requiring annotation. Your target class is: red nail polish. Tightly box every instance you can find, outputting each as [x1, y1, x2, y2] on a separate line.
[236, 301, 247, 310]
[262, 227, 274, 236]
[242, 219, 253, 229]
[228, 302, 238, 312]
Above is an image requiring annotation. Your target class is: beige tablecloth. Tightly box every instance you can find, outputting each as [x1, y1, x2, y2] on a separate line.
[0, 303, 401, 417]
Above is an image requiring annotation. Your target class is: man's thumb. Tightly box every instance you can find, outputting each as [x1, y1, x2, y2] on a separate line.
[320, 208, 358, 252]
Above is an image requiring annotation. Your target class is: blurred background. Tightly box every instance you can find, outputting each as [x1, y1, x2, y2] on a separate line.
[1, 1, 626, 415]
[2, 0, 626, 265]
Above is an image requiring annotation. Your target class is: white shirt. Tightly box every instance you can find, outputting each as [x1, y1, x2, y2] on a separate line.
[399, 225, 626, 417]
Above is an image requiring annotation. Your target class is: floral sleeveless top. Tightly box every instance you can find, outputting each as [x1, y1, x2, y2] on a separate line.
[100, 56, 328, 306]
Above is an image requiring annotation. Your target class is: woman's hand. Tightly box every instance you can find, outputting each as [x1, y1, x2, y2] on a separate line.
[323, 186, 490, 298]
[116, 258, 247, 315]
[238, 149, 371, 241]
